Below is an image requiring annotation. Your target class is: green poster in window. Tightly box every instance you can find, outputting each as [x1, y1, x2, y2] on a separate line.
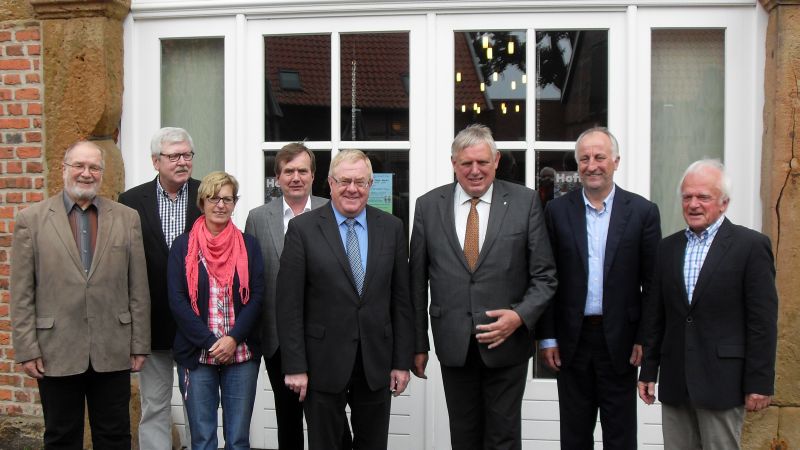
[368, 173, 393, 214]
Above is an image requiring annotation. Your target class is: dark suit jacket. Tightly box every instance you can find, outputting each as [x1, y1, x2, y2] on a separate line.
[244, 195, 328, 359]
[409, 180, 557, 368]
[118, 177, 201, 350]
[276, 204, 414, 393]
[640, 218, 778, 409]
[536, 186, 661, 373]
[167, 231, 265, 369]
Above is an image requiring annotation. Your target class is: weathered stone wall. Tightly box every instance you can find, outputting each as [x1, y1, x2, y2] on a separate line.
[756, 0, 800, 448]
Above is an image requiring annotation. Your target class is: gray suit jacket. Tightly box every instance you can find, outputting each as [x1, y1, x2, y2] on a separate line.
[245, 195, 328, 358]
[410, 180, 557, 367]
[11, 193, 151, 376]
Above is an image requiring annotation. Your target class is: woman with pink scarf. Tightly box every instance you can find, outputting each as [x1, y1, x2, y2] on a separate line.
[168, 171, 264, 450]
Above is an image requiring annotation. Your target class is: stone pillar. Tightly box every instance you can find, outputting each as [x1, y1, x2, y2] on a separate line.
[752, 0, 800, 449]
[30, 0, 130, 199]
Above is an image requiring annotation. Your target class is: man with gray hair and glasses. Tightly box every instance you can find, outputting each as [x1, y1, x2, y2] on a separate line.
[639, 159, 778, 449]
[119, 127, 201, 449]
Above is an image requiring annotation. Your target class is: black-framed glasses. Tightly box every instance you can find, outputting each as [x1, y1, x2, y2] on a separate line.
[206, 196, 238, 205]
[63, 162, 104, 174]
[331, 177, 371, 189]
[159, 151, 194, 162]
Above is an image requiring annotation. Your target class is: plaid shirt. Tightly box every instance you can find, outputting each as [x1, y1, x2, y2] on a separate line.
[683, 215, 724, 302]
[198, 253, 253, 365]
[156, 178, 188, 249]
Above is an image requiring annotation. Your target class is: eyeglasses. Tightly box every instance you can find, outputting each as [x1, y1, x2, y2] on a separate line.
[63, 162, 104, 174]
[331, 177, 371, 189]
[159, 152, 194, 162]
[206, 196, 237, 205]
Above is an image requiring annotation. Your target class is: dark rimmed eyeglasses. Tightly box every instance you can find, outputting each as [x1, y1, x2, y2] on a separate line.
[159, 152, 195, 162]
[206, 196, 238, 205]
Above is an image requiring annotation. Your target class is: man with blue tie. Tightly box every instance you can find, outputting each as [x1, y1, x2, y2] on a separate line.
[276, 149, 414, 449]
[537, 127, 661, 449]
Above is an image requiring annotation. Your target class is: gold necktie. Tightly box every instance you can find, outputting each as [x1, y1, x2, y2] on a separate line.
[464, 197, 480, 271]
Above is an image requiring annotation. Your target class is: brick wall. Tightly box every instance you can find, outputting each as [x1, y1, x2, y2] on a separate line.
[0, 20, 45, 416]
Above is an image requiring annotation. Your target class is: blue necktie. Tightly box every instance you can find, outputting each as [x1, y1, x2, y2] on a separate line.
[346, 218, 364, 296]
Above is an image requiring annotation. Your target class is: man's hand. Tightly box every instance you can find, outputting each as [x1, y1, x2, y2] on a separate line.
[475, 309, 523, 349]
[130, 355, 147, 372]
[629, 344, 643, 367]
[412, 352, 428, 379]
[285, 373, 309, 402]
[638, 381, 656, 405]
[745, 393, 771, 412]
[541, 346, 561, 372]
[21, 358, 45, 379]
[209, 336, 237, 365]
[390, 369, 411, 396]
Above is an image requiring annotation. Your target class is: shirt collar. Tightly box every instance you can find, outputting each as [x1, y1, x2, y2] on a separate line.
[685, 214, 725, 242]
[582, 184, 616, 213]
[455, 182, 493, 205]
[282, 196, 312, 218]
[62, 190, 97, 212]
[332, 204, 368, 228]
[156, 176, 188, 198]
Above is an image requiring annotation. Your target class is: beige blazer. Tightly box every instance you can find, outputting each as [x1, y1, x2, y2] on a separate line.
[11, 193, 150, 377]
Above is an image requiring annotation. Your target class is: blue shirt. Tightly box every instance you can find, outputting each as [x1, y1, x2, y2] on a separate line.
[683, 215, 724, 302]
[332, 205, 368, 272]
[583, 186, 615, 315]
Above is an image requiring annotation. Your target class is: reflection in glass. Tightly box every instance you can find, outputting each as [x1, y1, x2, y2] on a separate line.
[650, 29, 724, 235]
[535, 30, 608, 141]
[340, 33, 410, 141]
[161, 38, 224, 179]
[454, 31, 526, 141]
[264, 35, 331, 141]
[535, 150, 580, 208]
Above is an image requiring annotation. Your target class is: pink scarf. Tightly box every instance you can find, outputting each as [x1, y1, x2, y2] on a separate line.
[185, 216, 250, 316]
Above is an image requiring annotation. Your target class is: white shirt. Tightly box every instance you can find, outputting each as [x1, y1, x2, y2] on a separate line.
[454, 183, 492, 252]
[282, 196, 312, 234]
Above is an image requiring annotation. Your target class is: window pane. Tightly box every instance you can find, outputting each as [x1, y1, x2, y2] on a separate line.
[650, 29, 724, 234]
[340, 33, 409, 141]
[161, 38, 224, 178]
[455, 31, 527, 140]
[535, 30, 608, 141]
[535, 150, 580, 208]
[265, 35, 331, 141]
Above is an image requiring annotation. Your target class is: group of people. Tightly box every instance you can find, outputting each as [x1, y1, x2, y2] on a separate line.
[9, 123, 777, 450]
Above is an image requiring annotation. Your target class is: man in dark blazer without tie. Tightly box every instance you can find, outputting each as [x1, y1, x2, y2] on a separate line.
[277, 149, 414, 450]
[639, 159, 778, 449]
[410, 124, 557, 450]
[536, 127, 661, 449]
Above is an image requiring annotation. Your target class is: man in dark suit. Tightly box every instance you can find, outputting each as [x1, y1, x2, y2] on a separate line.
[277, 149, 414, 450]
[246, 143, 351, 450]
[536, 127, 661, 449]
[410, 124, 557, 450]
[118, 127, 201, 449]
[639, 159, 778, 449]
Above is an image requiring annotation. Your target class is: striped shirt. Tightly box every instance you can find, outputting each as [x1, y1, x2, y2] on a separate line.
[156, 178, 188, 249]
[683, 215, 725, 302]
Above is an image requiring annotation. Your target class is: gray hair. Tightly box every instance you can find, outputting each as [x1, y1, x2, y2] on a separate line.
[574, 127, 619, 162]
[150, 127, 194, 157]
[64, 140, 105, 166]
[451, 124, 498, 159]
[329, 149, 373, 180]
[678, 159, 731, 203]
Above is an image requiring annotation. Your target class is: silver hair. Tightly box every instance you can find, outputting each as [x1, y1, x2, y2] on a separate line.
[328, 149, 373, 180]
[451, 124, 498, 159]
[574, 127, 619, 162]
[678, 158, 731, 203]
[150, 127, 194, 157]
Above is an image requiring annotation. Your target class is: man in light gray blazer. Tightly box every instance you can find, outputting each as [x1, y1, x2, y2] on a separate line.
[11, 141, 150, 449]
[245, 143, 340, 450]
[410, 124, 557, 450]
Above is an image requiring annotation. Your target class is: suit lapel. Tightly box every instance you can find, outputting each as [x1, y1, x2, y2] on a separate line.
[266, 200, 285, 256]
[142, 178, 169, 254]
[673, 233, 691, 308]
[318, 204, 360, 300]
[475, 182, 510, 271]
[437, 183, 471, 272]
[603, 187, 632, 281]
[567, 191, 589, 276]
[362, 207, 384, 297]
[46, 195, 85, 276]
[88, 197, 113, 280]
[689, 219, 733, 308]
[185, 178, 202, 232]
